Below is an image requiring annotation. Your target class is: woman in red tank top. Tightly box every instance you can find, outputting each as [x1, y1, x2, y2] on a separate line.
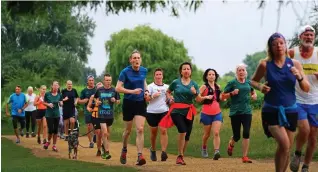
[199, 68, 223, 160]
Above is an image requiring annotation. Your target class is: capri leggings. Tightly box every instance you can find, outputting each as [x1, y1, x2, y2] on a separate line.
[47, 117, 59, 134]
[171, 113, 194, 141]
[230, 114, 252, 142]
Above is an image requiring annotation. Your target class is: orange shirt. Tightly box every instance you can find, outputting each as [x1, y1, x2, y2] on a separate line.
[35, 95, 47, 110]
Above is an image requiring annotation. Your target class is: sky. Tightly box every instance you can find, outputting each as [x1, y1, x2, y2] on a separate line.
[85, 0, 313, 76]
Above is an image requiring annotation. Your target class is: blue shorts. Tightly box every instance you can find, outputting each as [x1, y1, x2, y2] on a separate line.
[297, 103, 318, 127]
[200, 112, 223, 125]
[85, 115, 93, 124]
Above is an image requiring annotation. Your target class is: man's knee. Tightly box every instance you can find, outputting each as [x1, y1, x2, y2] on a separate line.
[124, 128, 132, 137]
[136, 126, 144, 134]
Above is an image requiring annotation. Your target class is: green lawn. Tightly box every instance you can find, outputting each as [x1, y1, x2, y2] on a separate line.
[1, 138, 137, 172]
[2, 109, 317, 160]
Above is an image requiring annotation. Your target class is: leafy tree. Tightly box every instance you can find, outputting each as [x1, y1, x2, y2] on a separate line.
[243, 51, 266, 79]
[5, 1, 203, 17]
[1, 1, 95, 99]
[105, 25, 203, 85]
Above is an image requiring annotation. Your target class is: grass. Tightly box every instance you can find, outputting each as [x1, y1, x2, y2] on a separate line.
[2, 109, 317, 160]
[1, 138, 138, 172]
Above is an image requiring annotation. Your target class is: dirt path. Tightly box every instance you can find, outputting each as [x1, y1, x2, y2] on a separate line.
[3, 135, 318, 172]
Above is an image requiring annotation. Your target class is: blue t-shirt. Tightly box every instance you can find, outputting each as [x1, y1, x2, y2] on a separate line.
[118, 66, 148, 101]
[7, 93, 27, 117]
[94, 87, 120, 119]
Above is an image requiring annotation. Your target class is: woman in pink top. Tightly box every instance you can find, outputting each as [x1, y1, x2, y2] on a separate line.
[199, 68, 223, 160]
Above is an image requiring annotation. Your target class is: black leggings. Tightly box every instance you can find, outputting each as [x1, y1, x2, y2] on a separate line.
[230, 114, 252, 142]
[47, 117, 59, 134]
[171, 113, 194, 141]
[25, 111, 36, 132]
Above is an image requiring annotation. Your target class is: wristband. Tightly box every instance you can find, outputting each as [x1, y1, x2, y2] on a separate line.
[297, 76, 304, 82]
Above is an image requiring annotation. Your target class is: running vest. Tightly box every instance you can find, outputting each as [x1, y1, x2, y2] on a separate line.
[202, 83, 220, 104]
[264, 57, 296, 107]
[293, 46, 318, 104]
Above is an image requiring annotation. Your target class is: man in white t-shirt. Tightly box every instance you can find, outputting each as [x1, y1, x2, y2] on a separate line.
[25, 86, 37, 138]
[146, 68, 169, 162]
[289, 25, 318, 172]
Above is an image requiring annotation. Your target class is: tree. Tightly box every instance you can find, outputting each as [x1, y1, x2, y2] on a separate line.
[243, 51, 267, 79]
[1, 1, 95, 99]
[105, 25, 203, 85]
[5, 1, 203, 17]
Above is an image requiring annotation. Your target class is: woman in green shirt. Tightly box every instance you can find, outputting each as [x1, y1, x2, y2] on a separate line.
[43, 81, 63, 152]
[160, 62, 211, 165]
[221, 64, 257, 163]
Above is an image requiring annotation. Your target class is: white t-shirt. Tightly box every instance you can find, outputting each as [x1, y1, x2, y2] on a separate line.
[25, 93, 37, 111]
[147, 82, 169, 113]
[293, 46, 318, 104]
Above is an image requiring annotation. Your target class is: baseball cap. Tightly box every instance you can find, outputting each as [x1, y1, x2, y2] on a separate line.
[298, 25, 315, 37]
[87, 75, 94, 80]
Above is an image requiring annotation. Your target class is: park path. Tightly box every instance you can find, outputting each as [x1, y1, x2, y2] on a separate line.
[3, 135, 318, 172]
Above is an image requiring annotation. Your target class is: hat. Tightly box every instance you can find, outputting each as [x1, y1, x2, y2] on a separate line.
[267, 32, 286, 46]
[87, 75, 94, 80]
[298, 25, 315, 37]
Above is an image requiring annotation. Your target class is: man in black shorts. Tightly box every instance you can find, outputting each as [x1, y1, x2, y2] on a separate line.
[88, 74, 120, 159]
[61, 80, 79, 141]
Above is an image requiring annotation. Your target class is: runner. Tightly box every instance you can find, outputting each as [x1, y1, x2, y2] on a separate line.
[146, 68, 169, 161]
[34, 85, 48, 144]
[159, 62, 211, 165]
[61, 80, 79, 141]
[88, 74, 120, 159]
[79, 75, 96, 148]
[220, 64, 257, 163]
[251, 32, 310, 172]
[200, 68, 223, 160]
[289, 25, 318, 172]
[115, 50, 149, 166]
[43, 81, 63, 151]
[88, 82, 104, 156]
[25, 86, 37, 138]
[6, 85, 28, 143]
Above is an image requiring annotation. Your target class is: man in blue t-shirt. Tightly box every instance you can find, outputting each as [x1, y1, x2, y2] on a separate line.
[6, 85, 28, 143]
[115, 50, 150, 166]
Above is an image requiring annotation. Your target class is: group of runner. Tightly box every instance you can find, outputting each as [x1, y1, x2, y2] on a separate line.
[6, 25, 317, 172]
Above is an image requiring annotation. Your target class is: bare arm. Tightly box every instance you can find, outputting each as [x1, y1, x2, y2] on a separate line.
[144, 80, 148, 91]
[78, 98, 88, 104]
[199, 85, 207, 96]
[292, 59, 310, 93]
[115, 81, 133, 94]
[250, 60, 271, 94]
[74, 97, 79, 105]
[87, 95, 94, 112]
[34, 96, 40, 106]
[6, 103, 10, 116]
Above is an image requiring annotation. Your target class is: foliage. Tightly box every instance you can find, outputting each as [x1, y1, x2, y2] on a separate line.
[5, 0, 203, 17]
[1, 1, 95, 100]
[104, 25, 203, 86]
[243, 51, 267, 79]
